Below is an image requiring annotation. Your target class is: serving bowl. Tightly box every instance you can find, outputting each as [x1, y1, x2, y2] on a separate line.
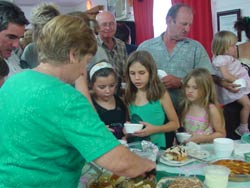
[212, 159, 250, 182]
[156, 177, 204, 188]
[87, 172, 157, 188]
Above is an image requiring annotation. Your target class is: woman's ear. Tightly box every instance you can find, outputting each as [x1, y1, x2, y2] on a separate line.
[69, 49, 78, 64]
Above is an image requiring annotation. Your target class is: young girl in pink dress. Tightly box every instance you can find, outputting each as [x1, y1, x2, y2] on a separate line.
[212, 30, 250, 136]
[180, 68, 226, 143]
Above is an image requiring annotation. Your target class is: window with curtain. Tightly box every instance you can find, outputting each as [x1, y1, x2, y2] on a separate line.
[153, 0, 172, 37]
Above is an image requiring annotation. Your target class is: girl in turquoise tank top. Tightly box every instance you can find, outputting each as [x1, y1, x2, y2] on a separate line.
[180, 68, 226, 143]
[124, 51, 179, 148]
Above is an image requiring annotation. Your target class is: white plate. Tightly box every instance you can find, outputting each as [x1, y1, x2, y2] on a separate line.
[159, 149, 209, 167]
[159, 155, 195, 167]
[186, 149, 210, 159]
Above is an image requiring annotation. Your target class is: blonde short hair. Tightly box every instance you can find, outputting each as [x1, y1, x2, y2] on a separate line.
[36, 15, 97, 64]
[212, 30, 238, 56]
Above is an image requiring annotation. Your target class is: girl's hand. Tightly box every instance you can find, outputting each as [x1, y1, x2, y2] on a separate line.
[188, 134, 202, 143]
[133, 121, 154, 137]
[106, 125, 115, 133]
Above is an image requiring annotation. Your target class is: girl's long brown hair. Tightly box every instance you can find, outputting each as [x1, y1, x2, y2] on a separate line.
[124, 51, 166, 105]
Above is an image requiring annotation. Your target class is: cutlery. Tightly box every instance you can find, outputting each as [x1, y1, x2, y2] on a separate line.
[89, 162, 104, 180]
[187, 154, 211, 164]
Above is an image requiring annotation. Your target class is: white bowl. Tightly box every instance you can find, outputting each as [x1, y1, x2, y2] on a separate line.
[233, 78, 246, 89]
[176, 132, 191, 143]
[124, 123, 143, 134]
[157, 69, 167, 79]
[213, 138, 234, 158]
[121, 82, 126, 89]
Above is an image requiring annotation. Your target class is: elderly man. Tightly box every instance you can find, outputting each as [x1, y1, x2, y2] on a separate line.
[0, 1, 29, 76]
[96, 11, 127, 84]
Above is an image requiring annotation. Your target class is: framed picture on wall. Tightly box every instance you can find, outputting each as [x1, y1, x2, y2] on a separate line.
[217, 9, 241, 41]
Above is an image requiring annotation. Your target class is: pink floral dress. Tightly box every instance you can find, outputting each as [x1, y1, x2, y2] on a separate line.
[184, 109, 214, 135]
[212, 55, 250, 104]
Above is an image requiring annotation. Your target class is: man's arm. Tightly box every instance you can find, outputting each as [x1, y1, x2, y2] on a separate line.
[212, 75, 239, 93]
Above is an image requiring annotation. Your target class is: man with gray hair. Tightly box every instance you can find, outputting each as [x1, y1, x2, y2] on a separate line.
[96, 11, 127, 90]
[21, 2, 60, 68]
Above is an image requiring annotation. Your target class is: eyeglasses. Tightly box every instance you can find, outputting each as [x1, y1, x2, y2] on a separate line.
[100, 22, 115, 28]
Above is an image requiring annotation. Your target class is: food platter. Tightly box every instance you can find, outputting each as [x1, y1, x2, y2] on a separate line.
[159, 149, 210, 167]
[211, 159, 250, 182]
[159, 156, 195, 167]
[87, 172, 157, 188]
[156, 177, 205, 188]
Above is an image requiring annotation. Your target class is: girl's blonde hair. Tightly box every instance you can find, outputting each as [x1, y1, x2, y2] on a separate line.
[124, 51, 165, 105]
[180, 68, 224, 126]
[212, 30, 238, 56]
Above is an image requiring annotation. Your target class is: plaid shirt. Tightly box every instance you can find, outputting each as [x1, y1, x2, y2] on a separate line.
[137, 32, 214, 78]
[96, 36, 127, 81]
[137, 32, 213, 108]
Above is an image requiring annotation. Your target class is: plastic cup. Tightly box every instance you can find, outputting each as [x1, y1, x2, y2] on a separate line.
[204, 165, 230, 188]
[213, 138, 234, 158]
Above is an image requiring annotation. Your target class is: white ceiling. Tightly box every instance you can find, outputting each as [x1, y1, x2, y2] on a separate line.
[13, 0, 85, 6]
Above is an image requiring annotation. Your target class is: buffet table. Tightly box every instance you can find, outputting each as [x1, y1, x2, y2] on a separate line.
[157, 142, 250, 188]
[78, 141, 250, 188]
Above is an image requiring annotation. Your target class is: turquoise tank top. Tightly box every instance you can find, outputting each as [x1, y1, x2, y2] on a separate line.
[129, 100, 166, 148]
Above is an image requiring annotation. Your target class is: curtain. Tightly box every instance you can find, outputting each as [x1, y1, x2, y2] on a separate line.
[171, 0, 213, 58]
[133, 0, 154, 45]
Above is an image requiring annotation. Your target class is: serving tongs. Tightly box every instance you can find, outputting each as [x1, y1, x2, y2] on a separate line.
[89, 162, 104, 180]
